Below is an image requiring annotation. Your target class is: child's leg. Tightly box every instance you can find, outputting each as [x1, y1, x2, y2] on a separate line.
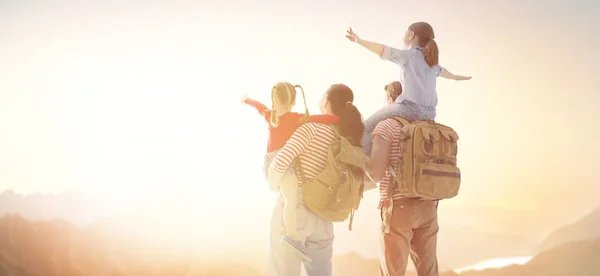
[397, 100, 437, 121]
[263, 151, 280, 181]
[280, 172, 299, 240]
[361, 102, 413, 156]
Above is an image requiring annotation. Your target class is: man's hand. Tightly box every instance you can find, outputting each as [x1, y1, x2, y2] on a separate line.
[364, 173, 378, 192]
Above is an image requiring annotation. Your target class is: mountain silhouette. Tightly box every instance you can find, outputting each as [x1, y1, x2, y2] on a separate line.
[1, 213, 600, 276]
[539, 205, 600, 252]
[333, 236, 600, 276]
[0, 214, 266, 276]
[453, 236, 600, 276]
[0, 190, 541, 272]
[0, 214, 120, 276]
[0, 190, 125, 227]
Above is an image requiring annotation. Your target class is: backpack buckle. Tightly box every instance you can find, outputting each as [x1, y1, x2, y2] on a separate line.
[340, 170, 349, 183]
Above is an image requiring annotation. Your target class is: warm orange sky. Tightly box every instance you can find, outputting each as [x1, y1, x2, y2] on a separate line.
[1, 0, 599, 253]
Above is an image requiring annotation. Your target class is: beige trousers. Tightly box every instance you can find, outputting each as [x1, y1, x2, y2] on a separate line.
[379, 198, 439, 276]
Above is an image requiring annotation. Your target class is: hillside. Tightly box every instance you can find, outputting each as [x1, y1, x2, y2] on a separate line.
[0, 214, 265, 276]
[0, 190, 125, 227]
[0, 190, 540, 270]
[539, 206, 600, 251]
[0, 214, 120, 276]
[454, 236, 600, 276]
[333, 236, 600, 276]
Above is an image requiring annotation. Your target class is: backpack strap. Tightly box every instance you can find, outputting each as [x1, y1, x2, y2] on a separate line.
[391, 116, 410, 127]
[381, 117, 408, 234]
[330, 124, 341, 138]
[294, 157, 307, 186]
[294, 124, 340, 187]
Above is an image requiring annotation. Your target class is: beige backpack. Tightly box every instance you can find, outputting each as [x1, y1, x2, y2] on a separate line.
[294, 126, 369, 230]
[382, 117, 461, 232]
[389, 116, 461, 199]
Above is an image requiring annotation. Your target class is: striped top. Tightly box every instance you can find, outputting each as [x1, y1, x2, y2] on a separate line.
[272, 122, 337, 183]
[371, 118, 406, 204]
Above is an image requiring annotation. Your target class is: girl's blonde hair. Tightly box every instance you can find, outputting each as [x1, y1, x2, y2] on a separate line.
[270, 82, 309, 127]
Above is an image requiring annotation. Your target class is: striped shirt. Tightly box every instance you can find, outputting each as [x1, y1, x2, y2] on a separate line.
[272, 122, 337, 183]
[372, 118, 405, 203]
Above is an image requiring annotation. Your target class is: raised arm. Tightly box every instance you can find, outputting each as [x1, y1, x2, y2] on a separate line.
[346, 28, 409, 66]
[346, 28, 385, 56]
[241, 95, 272, 123]
[440, 67, 472, 81]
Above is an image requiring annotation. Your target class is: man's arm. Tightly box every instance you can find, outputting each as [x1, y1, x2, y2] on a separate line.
[440, 67, 472, 81]
[367, 135, 391, 183]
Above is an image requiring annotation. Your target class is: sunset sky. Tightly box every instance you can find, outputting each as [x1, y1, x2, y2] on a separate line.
[1, 0, 599, 256]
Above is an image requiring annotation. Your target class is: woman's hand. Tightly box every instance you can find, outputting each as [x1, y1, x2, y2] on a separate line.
[454, 75, 472, 81]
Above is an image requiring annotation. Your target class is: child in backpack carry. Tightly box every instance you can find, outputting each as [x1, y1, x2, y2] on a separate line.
[242, 82, 340, 262]
[345, 22, 472, 156]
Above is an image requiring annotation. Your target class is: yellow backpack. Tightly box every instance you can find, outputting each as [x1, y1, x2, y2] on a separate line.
[294, 126, 369, 230]
[388, 116, 461, 200]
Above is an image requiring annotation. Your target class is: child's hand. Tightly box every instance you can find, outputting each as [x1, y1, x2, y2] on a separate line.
[455, 75, 472, 81]
[346, 27, 359, 43]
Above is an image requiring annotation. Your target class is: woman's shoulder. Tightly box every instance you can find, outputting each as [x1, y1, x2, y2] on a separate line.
[310, 122, 338, 139]
[298, 122, 336, 134]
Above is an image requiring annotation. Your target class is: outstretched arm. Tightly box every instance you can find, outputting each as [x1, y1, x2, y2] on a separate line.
[241, 95, 272, 123]
[346, 28, 384, 56]
[440, 67, 472, 81]
[346, 28, 409, 66]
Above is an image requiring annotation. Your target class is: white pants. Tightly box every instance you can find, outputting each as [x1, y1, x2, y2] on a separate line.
[268, 195, 335, 276]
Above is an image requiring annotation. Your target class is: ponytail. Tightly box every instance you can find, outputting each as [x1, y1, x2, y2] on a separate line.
[423, 38, 439, 67]
[270, 109, 279, 128]
[269, 82, 296, 128]
[408, 22, 438, 67]
[294, 85, 310, 123]
[270, 87, 280, 127]
[325, 84, 364, 147]
[339, 102, 364, 147]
